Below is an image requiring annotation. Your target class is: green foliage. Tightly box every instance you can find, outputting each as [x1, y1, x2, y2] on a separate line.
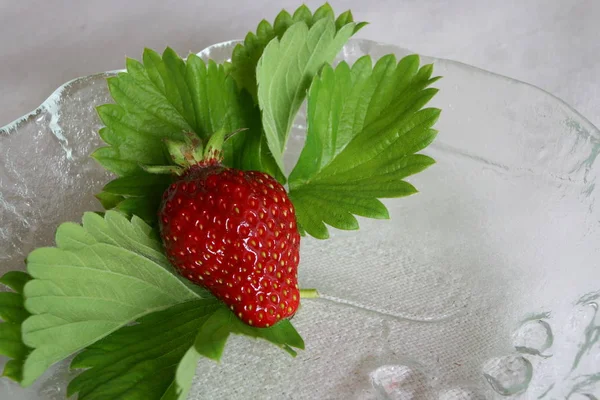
[288, 55, 440, 238]
[0, 271, 33, 382]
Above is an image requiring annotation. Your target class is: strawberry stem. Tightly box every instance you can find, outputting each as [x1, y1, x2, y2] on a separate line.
[299, 289, 319, 299]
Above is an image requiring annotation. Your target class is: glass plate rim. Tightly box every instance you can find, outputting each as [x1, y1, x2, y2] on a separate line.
[1, 38, 598, 138]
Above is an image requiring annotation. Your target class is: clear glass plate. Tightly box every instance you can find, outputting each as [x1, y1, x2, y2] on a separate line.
[1, 39, 599, 400]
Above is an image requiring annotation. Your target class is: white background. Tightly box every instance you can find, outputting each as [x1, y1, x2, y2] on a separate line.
[1, 0, 599, 128]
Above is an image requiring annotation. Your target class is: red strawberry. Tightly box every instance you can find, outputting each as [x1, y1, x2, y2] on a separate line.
[158, 162, 301, 327]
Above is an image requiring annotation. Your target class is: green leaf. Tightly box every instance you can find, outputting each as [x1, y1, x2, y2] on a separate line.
[20, 211, 202, 386]
[94, 5, 364, 213]
[93, 48, 267, 222]
[293, 4, 313, 25]
[102, 174, 172, 197]
[162, 347, 203, 400]
[194, 306, 304, 360]
[256, 16, 358, 175]
[288, 55, 441, 238]
[98, 172, 172, 224]
[0, 323, 28, 359]
[184, 54, 252, 142]
[67, 298, 304, 400]
[115, 195, 164, 224]
[0, 271, 32, 294]
[95, 191, 125, 210]
[0, 271, 32, 382]
[67, 299, 220, 400]
[17, 211, 304, 389]
[224, 4, 363, 183]
[229, 3, 360, 102]
[3, 359, 25, 383]
[0, 292, 30, 324]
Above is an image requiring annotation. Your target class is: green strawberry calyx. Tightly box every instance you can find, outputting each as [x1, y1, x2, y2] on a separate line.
[142, 128, 247, 175]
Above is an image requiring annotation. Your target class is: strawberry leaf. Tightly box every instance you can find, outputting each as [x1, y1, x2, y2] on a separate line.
[93, 49, 272, 223]
[99, 173, 172, 223]
[0, 271, 32, 295]
[256, 10, 362, 176]
[67, 299, 303, 400]
[94, 4, 365, 218]
[288, 55, 441, 239]
[67, 299, 221, 400]
[95, 191, 125, 210]
[160, 347, 203, 400]
[225, 4, 364, 184]
[15, 211, 305, 390]
[194, 306, 304, 361]
[20, 211, 202, 386]
[0, 271, 32, 382]
[229, 3, 363, 102]
[102, 174, 172, 197]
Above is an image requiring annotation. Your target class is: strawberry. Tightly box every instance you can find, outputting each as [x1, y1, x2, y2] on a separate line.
[156, 133, 300, 327]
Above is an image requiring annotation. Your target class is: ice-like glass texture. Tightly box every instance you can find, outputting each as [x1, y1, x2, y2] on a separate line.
[1, 40, 599, 399]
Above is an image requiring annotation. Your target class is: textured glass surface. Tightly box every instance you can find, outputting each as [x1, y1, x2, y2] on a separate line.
[1, 39, 599, 399]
